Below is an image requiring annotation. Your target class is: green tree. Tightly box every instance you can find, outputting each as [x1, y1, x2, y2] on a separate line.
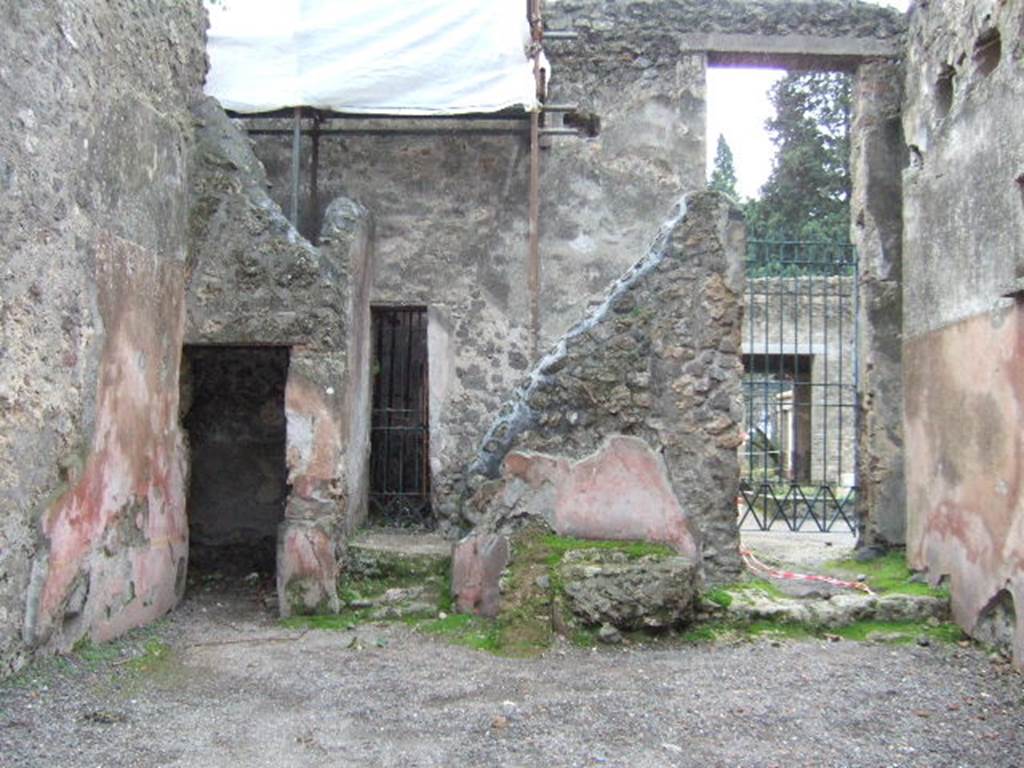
[708, 134, 738, 199]
[745, 72, 852, 243]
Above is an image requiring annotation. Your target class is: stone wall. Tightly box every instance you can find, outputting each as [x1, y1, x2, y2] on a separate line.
[454, 192, 746, 608]
[901, 0, 1024, 661]
[851, 59, 907, 549]
[186, 98, 374, 615]
[245, 0, 905, 528]
[0, 0, 206, 675]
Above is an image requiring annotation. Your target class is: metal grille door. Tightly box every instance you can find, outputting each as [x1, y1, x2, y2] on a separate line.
[739, 241, 858, 533]
[369, 306, 433, 528]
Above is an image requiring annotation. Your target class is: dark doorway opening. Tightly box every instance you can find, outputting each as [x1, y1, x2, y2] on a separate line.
[369, 306, 433, 529]
[180, 346, 289, 577]
[742, 353, 813, 484]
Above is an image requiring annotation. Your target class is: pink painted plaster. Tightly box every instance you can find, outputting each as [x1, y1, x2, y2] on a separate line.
[277, 522, 339, 616]
[502, 435, 699, 559]
[285, 372, 344, 504]
[32, 233, 188, 645]
[904, 303, 1024, 663]
[452, 533, 509, 618]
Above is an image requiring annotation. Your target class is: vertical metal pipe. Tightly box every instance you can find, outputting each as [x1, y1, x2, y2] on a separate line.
[527, 0, 543, 362]
[290, 106, 302, 227]
[309, 114, 320, 242]
[528, 110, 541, 362]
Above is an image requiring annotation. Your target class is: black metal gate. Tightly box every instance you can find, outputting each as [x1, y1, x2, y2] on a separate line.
[739, 240, 858, 533]
[369, 306, 433, 528]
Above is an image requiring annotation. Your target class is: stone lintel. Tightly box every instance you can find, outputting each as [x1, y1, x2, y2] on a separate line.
[693, 34, 900, 71]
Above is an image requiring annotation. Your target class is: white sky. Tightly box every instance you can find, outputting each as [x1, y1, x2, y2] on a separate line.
[705, 0, 911, 200]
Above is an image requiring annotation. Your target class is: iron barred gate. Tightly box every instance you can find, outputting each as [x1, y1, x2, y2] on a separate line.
[739, 240, 859, 533]
[369, 306, 433, 529]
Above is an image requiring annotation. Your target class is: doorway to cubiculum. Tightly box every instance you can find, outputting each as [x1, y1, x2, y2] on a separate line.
[180, 345, 290, 581]
[368, 306, 433, 529]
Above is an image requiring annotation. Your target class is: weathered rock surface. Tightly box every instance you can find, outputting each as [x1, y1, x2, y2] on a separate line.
[342, 531, 452, 620]
[347, 532, 453, 581]
[452, 534, 510, 618]
[558, 550, 700, 631]
[718, 589, 950, 629]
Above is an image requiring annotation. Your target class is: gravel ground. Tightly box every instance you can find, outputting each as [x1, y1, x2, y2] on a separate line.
[1, 580, 1021, 768]
[740, 529, 857, 570]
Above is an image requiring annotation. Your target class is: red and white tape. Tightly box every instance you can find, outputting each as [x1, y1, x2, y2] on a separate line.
[740, 547, 874, 595]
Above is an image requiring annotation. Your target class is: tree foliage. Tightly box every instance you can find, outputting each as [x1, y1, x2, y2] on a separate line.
[744, 72, 852, 243]
[708, 134, 738, 199]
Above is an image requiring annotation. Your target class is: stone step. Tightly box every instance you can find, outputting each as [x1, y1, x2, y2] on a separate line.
[346, 530, 453, 580]
[341, 530, 454, 619]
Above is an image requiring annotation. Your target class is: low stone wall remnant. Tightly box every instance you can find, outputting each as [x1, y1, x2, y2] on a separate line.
[453, 191, 746, 620]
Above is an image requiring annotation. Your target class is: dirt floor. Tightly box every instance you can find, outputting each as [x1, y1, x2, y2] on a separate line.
[1, 574, 1022, 768]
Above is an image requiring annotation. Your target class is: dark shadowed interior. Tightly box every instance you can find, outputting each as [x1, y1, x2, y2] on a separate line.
[181, 346, 289, 576]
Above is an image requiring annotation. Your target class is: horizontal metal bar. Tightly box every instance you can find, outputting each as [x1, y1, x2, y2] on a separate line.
[544, 30, 578, 40]
[246, 127, 528, 137]
[541, 103, 578, 112]
[228, 107, 529, 121]
[538, 127, 583, 136]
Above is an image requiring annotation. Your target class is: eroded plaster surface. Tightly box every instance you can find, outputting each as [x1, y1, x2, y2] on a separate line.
[500, 436, 699, 558]
[902, 0, 1024, 660]
[0, 0, 205, 674]
[904, 308, 1024, 662]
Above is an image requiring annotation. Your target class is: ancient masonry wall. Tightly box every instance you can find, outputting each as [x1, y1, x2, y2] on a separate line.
[186, 98, 374, 616]
[454, 192, 746, 616]
[852, 58, 907, 548]
[248, 0, 906, 529]
[901, 0, 1024, 661]
[0, 1, 206, 674]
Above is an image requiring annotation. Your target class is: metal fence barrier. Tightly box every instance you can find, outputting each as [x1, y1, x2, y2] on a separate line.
[739, 240, 858, 534]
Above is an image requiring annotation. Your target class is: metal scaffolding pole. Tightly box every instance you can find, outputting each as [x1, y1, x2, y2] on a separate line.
[289, 106, 301, 226]
[527, 0, 543, 362]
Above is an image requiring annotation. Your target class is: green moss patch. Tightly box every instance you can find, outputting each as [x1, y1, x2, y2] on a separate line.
[127, 639, 173, 674]
[826, 552, 949, 598]
[540, 535, 674, 566]
[72, 637, 123, 666]
[414, 614, 501, 653]
[724, 577, 787, 599]
[833, 620, 965, 644]
[281, 608, 372, 631]
[705, 589, 733, 608]
[495, 528, 556, 657]
[677, 617, 965, 646]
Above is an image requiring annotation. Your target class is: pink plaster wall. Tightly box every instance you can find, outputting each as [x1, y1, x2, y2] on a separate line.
[280, 363, 346, 614]
[28, 233, 188, 647]
[286, 371, 344, 504]
[276, 521, 340, 616]
[452, 534, 509, 618]
[904, 302, 1024, 663]
[502, 435, 699, 559]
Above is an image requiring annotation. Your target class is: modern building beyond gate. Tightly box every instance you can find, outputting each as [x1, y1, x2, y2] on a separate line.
[739, 240, 858, 534]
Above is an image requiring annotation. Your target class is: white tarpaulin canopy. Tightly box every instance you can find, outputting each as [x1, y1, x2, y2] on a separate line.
[204, 0, 541, 115]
